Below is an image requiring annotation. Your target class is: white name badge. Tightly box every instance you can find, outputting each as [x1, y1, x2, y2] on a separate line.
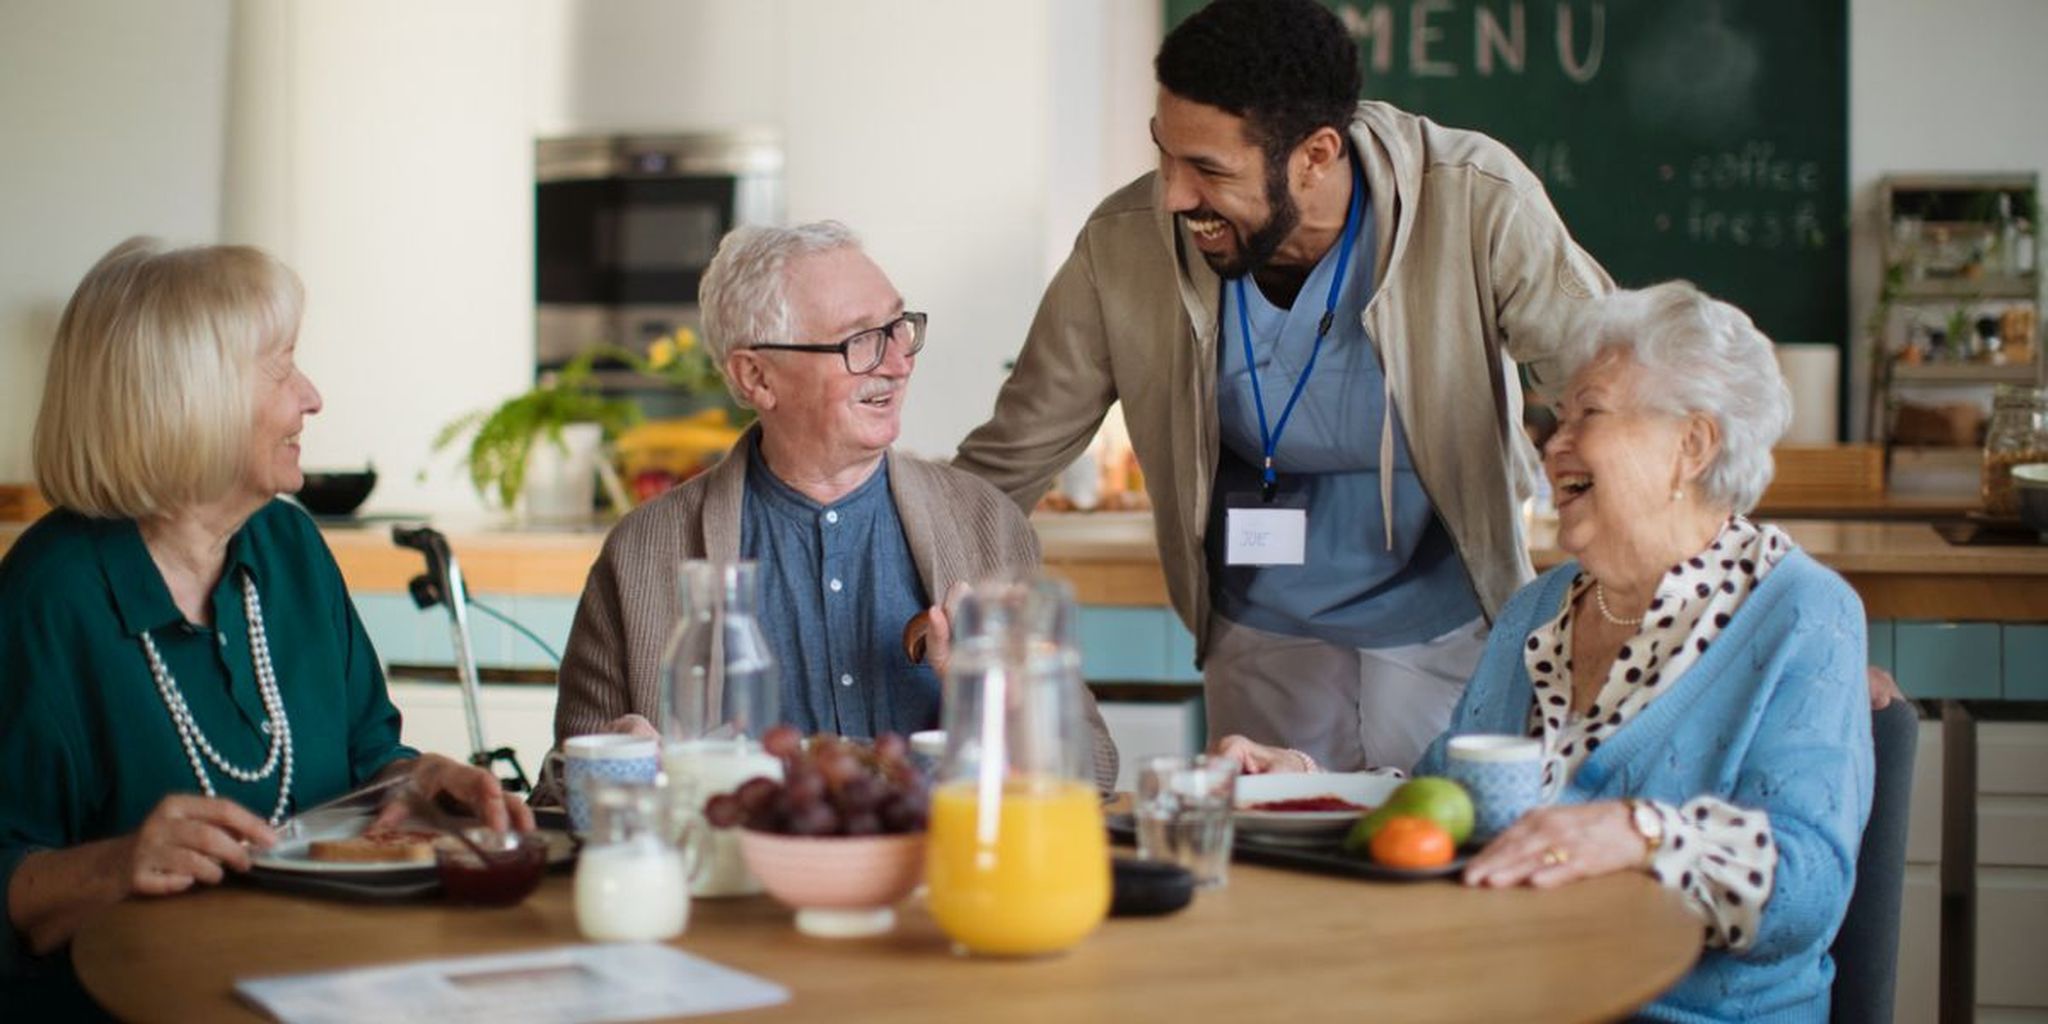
[1225, 505, 1307, 566]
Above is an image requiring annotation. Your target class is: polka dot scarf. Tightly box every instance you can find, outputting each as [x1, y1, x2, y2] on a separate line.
[1522, 516, 1791, 950]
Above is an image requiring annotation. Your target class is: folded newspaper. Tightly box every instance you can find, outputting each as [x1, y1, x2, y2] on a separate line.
[235, 943, 789, 1024]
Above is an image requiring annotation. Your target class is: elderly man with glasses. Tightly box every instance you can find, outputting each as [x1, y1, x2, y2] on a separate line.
[547, 221, 1119, 793]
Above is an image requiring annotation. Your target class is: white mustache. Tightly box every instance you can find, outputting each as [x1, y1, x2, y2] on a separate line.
[855, 383, 900, 402]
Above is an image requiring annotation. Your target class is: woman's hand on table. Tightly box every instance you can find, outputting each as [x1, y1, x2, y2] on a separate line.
[372, 753, 536, 834]
[1208, 735, 1317, 774]
[119, 795, 276, 895]
[7, 796, 276, 954]
[1462, 801, 1647, 889]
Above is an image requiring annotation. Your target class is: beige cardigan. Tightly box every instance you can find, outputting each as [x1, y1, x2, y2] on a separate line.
[551, 428, 1120, 793]
[955, 101, 1614, 659]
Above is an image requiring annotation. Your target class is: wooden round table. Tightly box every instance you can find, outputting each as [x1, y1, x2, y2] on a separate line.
[73, 860, 1699, 1023]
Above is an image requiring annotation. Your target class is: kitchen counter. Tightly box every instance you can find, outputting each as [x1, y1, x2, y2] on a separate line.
[1033, 512, 2048, 621]
[5, 511, 2044, 620]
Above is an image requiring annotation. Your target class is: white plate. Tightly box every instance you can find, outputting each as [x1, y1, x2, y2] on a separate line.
[1232, 772, 1399, 840]
[252, 836, 440, 877]
[251, 829, 575, 876]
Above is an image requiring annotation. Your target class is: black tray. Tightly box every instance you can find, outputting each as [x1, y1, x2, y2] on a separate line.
[1106, 813, 1469, 882]
[240, 865, 442, 903]
[1935, 514, 2044, 546]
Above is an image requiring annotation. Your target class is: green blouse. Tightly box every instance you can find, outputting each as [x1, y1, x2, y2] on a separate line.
[0, 500, 415, 974]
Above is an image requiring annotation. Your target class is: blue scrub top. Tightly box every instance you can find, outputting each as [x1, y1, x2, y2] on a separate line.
[1207, 176, 1481, 649]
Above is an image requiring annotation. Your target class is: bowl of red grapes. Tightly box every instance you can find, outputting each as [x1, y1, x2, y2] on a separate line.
[714, 726, 929, 938]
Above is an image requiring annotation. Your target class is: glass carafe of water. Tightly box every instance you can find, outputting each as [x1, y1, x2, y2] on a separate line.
[925, 574, 1109, 956]
[658, 559, 785, 896]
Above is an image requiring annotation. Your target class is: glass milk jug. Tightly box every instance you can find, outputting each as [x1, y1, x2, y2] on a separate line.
[925, 575, 1110, 956]
[574, 776, 703, 941]
[658, 560, 785, 896]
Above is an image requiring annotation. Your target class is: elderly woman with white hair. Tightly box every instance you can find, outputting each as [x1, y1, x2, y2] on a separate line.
[0, 238, 530, 1014]
[1220, 281, 1873, 1021]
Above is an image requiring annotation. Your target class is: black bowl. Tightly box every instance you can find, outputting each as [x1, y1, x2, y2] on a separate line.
[295, 469, 377, 517]
[1109, 857, 1195, 917]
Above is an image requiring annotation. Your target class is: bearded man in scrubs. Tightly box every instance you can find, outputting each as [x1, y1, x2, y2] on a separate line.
[954, 0, 1612, 771]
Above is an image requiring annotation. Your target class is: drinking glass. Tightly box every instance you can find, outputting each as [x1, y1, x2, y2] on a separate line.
[1135, 755, 1239, 888]
[926, 575, 1110, 957]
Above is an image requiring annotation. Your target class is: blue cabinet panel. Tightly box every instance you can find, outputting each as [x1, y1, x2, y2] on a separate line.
[352, 593, 422, 664]
[1893, 622, 2001, 699]
[509, 596, 580, 669]
[2003, 625, 2048, 701]
[1078, 607, 1170, 681]
[1164, 620, 1202, 683]
[1867, 619, 1894, 674]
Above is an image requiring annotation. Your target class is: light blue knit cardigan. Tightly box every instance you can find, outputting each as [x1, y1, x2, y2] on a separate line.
[1416, 549, 1874, 1023]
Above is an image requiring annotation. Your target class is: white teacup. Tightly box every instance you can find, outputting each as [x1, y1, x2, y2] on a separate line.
[1445, 734, 1543, 843]
[545, 734, 660, 835]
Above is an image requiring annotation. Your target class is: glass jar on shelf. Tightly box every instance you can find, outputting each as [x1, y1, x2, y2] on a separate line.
[1983, 385, 2048, 516]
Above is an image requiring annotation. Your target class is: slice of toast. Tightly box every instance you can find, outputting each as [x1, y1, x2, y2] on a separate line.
[304, 828, 439, 864]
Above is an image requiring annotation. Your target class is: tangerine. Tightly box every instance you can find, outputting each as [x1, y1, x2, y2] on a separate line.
[1368, 815, 1455, 869]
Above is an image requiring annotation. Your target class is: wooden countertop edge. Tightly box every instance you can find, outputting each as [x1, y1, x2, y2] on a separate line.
[5, 515, 2047, 622]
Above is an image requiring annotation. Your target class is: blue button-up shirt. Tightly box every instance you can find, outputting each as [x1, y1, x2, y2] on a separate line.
[740, 445, 939, 737]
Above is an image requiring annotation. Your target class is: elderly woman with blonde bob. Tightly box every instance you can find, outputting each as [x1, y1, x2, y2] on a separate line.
[0, 238, 529, 1011]
[1218, 282, 1873, 1021]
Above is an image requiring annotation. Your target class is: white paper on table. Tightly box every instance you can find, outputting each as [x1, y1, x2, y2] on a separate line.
[234, 943, 788, 1024]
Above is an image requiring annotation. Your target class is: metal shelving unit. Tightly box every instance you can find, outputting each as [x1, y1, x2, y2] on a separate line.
[1870, 174, 2043, 489]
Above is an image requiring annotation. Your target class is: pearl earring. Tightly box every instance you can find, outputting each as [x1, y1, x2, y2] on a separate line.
[1671, 487, 1684, 502]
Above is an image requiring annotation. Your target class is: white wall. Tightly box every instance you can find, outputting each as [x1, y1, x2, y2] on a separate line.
[14, 0, 2019, 496]
[529, 0, 781, 136]
[1846, 0, 2048, 440]
[224, 0, 535, 514]
[0, 0, 230, 484]
[527, 0, 1158, 460]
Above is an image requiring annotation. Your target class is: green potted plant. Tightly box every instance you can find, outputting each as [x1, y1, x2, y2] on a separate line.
[434, 352, 641, 516]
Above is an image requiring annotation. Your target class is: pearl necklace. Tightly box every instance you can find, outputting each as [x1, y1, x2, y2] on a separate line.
[1593, 582, 1645, 627]
[139, 572, 296, 825]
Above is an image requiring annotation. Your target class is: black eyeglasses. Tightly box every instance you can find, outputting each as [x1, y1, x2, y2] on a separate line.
[749, 311, 928, 374]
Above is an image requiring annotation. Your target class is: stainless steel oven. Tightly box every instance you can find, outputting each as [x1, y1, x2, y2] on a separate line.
[535, 132, 781, 408]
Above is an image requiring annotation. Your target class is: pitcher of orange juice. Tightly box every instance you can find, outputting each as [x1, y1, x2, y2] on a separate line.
[926, 575, 1109, 956]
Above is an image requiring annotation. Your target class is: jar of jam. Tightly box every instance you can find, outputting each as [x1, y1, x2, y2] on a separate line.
[1983, 384, 2048, 515]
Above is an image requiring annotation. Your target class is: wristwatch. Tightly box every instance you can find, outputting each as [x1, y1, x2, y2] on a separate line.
[1627, 799, 1665, 863]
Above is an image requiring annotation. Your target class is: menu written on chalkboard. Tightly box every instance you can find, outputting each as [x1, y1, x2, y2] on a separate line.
[1162, 0, 1849, 347]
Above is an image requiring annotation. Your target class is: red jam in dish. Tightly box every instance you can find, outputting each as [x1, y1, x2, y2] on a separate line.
[437, 835, 548, 906]
[1247, 796, 1369, 813]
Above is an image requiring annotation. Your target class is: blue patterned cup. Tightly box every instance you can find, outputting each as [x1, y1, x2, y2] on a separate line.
[551, 734, 661, 835]
[1445, 734, 1543, 844]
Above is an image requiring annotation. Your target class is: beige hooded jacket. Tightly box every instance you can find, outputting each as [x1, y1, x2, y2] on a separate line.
[955, 102, 1612, 660]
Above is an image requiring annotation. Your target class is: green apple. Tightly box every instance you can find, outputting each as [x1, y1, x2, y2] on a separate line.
[1344, 776, 1474, 853]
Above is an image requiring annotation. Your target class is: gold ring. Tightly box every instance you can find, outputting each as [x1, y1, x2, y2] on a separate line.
[1541, 846, 1569, 867]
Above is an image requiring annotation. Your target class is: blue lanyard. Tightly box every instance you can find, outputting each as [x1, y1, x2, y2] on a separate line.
[1234, 160, 1365, 502]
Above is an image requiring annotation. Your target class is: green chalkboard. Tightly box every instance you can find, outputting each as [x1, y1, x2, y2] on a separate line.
[1163, 0, 1849, 347]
